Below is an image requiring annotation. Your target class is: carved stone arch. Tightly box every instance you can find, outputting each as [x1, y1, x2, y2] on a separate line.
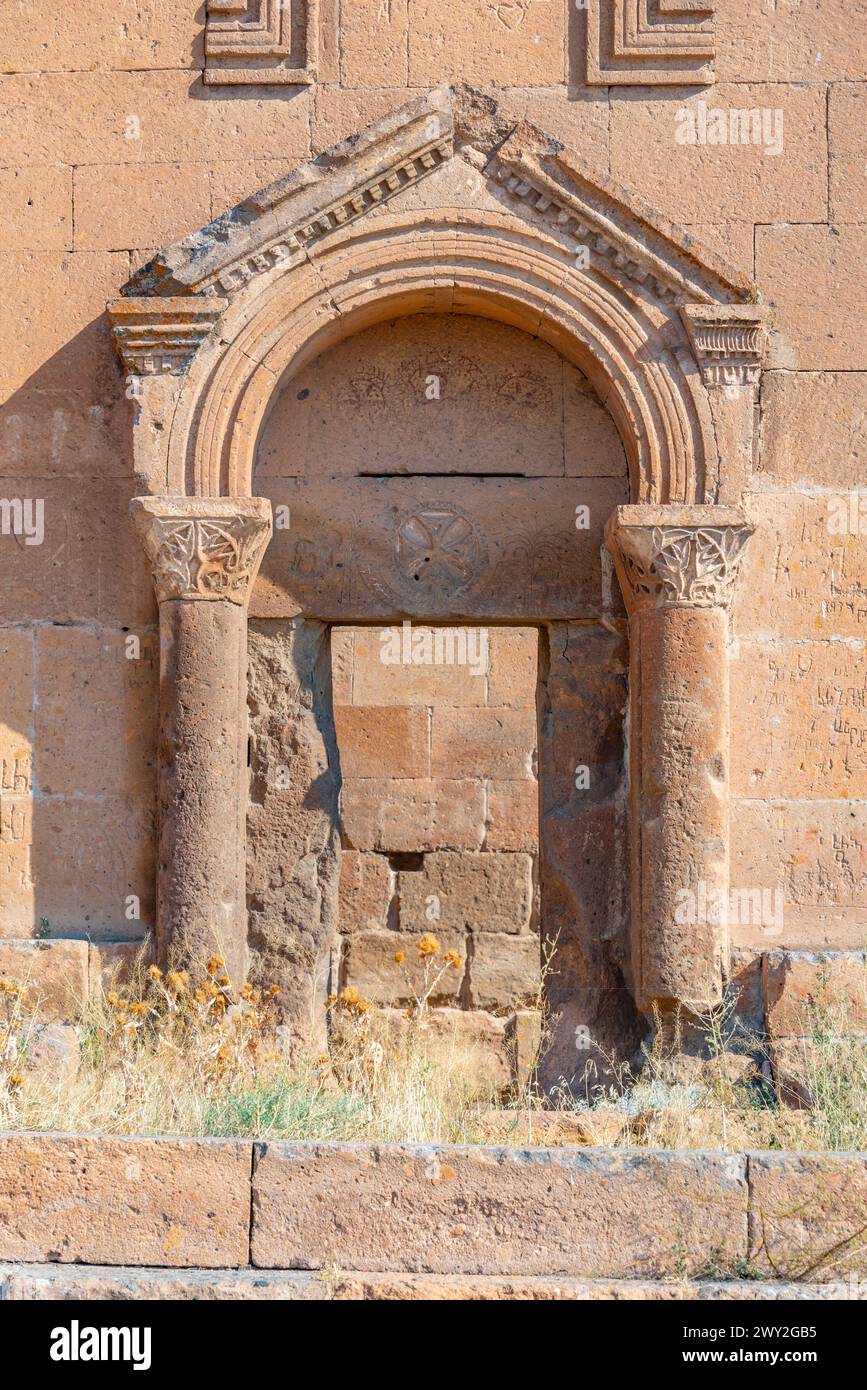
[110, 85, 767, 1021]
[111, 85, 766, 508]
[166, 213, 714, 505]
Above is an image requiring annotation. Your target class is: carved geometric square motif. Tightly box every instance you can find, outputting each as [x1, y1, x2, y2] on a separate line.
[204, 0, 318, 86]
[586, 0, 715, 86]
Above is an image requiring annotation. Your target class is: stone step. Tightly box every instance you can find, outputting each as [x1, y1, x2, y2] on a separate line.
[1, 1135, 866, 1283]
[1, 1265, 864, 1301]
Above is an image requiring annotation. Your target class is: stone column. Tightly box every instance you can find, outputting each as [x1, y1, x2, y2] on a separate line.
[605, 506, 753, 1017]
[131, 496, 272, 985]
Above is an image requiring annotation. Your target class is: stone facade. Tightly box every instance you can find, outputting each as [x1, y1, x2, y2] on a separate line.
[1, 3, 866, 1093]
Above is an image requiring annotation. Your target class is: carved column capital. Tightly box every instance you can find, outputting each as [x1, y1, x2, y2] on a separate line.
[605, 505, 754, 613]
[131, 496, 273, 606]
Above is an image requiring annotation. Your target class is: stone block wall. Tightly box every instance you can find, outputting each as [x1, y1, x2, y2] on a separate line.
[333, 623, 541, 1080]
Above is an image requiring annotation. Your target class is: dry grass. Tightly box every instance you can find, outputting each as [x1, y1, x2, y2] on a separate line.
[2, 947, 866, 1151]
[0, 947, 501, 1143]
[563, 990, 867, 1153]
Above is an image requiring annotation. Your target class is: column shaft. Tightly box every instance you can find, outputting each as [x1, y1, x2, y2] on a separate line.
[633, 603, 729, 1011]
[158, 599, 248, 982]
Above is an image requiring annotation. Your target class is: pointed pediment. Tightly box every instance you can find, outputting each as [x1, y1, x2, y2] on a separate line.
[123, 85, 755, 310]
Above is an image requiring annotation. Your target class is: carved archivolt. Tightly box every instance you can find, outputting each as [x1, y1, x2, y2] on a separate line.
[131, 498, 273, 606]
[606, 507, 754, 611]
[107, 88, 765, 508]
[587, 0, 716, 87]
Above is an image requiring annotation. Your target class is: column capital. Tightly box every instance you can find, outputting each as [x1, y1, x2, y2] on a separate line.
[131, 495, 272, 606]
[605, 505, 754, 613]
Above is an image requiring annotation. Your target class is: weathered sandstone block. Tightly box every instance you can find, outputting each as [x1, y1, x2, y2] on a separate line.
[487, 627, 539, 707]
[256, 314, 610, 483]
[0, 1135, 250, 1267]
[334, 705, 430, 778]
[6, 795, 155, 941]
[763, 950, 867, 1039]
[486, 779, 539, 852]
[340, 778, 486, 852]
[469, 933, 541, 1011]
[730, 802, 867, 951]
[734, 493, 867, 641]
[247, 619, 340, 1039]
[829, 83, 867, 224]
[255, 476, 626, 623]
[0, 628, 33, 794]
[250, 1144, 748, 1276]
[408, 0, 565, 86]
[74, 163, 212, 253]
[35, 625, 156, 797]
[609, 84, 827, 226]
[337, 852, 393, 934]
[342, 930, 465, 1005]
[0, 939, 88, 1020]
[430, 706, 536, 779]
[3, 1265, 864, 1302]
[0, 72, 311, 169]
[748, 1153, 867, 1279]
[757, 226, 867, 371]
[0, 479, 154, 626]
[717, 0, 865, 82]
[336, 625, 488, 708]
[397, 851, 533, 934]
[757, 371, 867, 488]
[0, 167, 71, 252]
[731, 640, 867, 799]
[340, 0, 409, 88]
[540, 623, 628, 807]
[0, 1, 200, 73]
[3, 1266, 323, 1302]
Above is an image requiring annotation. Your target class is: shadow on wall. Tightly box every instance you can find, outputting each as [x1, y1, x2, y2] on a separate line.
[0, 311, 156, 950]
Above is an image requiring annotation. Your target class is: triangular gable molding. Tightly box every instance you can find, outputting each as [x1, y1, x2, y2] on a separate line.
[126, 89, 455, 300]
[123, 86, 756, 314]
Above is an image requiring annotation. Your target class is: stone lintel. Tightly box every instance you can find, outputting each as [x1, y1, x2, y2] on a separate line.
[131, 495, 273, 606]
[605, 504, 754, 612]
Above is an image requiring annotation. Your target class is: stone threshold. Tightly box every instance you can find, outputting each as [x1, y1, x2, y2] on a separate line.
[1, 1265, 863, 1301]
[1, 1135, 865, 1285]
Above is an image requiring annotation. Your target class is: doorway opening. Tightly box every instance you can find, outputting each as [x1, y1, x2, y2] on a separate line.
[332, 622, 541, 1081]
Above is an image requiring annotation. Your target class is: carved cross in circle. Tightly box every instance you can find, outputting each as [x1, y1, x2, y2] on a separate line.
[395, 504, 486, 595]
